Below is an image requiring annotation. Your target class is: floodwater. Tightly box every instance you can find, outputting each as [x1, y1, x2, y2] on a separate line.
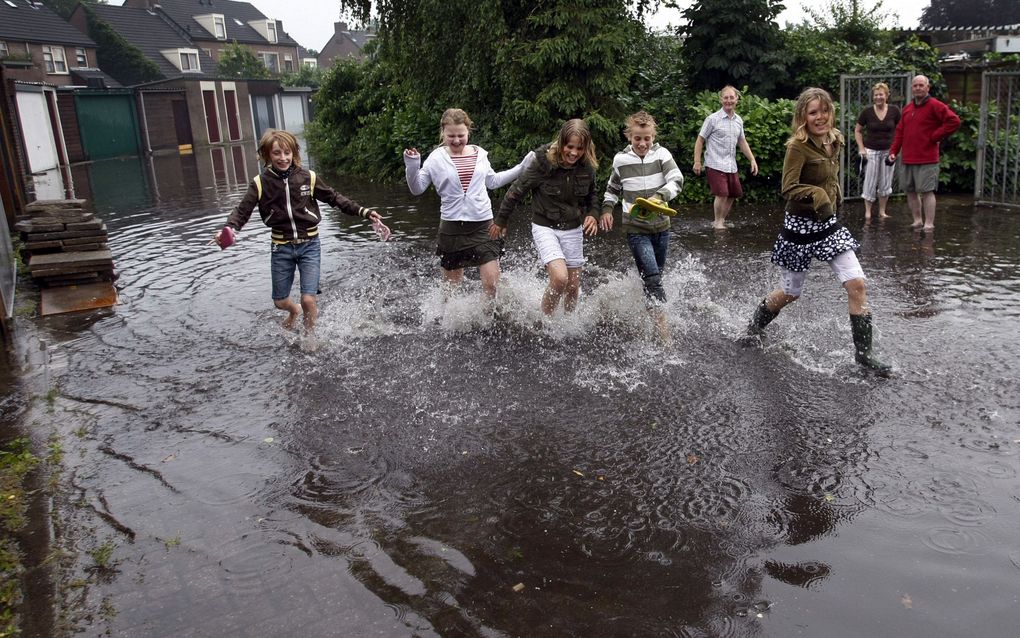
[7, 149, 1020, 637]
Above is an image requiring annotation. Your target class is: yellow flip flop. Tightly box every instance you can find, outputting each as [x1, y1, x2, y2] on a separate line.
[629, 197, 678, 220]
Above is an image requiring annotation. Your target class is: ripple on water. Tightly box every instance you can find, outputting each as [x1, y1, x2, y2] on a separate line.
[939, 498, 996, 527]
[921, 527, 991, 556]
[191, 471, 276, 507]
[678, 475, 750, 530]
[216, 531, 298, 596]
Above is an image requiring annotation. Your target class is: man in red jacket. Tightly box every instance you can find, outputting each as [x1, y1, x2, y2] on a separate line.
[888, 75, 961, 230]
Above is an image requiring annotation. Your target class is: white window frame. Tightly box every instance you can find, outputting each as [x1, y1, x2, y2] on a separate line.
[267, 21, 277, 43]
[0, 41, 8, 58]
[180, 50, 200, 72]
[283, 54, 293, 72]
[258, 51, 279, 73]
[74, 47, 87, 67]
[214, 15, 226, 40]
[42, 45, 68, 74]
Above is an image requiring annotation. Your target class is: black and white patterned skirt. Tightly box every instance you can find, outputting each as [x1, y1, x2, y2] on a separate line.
[770, 213, 860, 272]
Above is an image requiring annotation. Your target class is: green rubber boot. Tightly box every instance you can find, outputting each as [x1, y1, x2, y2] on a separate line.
[746, 299, 779, 336]
[850, 313, 892, 374]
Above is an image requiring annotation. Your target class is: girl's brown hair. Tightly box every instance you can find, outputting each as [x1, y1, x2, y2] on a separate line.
[787, 87, 844, 147]
[257, 129, 302, 167]
[546, 118, 598, 168]
[439, 108, 473, 143]
[625, 111, 657, 136]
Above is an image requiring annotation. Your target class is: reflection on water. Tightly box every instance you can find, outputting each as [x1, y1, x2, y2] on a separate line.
[17, 153, 1020, 636]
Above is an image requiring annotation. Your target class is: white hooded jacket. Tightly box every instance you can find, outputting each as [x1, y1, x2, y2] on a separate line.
[405, 145, 531, 222]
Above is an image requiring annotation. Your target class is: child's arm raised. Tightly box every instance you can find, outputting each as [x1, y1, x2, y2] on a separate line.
[313, 176, 379, 222]
[404, 148, 433, 195]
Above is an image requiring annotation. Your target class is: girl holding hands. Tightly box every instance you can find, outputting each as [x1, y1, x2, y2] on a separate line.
[492, 119, 608, 316]
[404, 108, 532, 301]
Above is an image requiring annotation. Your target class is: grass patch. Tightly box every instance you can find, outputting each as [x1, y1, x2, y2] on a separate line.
[0, 438, 41, 637]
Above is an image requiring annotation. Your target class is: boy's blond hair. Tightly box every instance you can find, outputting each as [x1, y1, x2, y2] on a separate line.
[257, 129, 302, 167]
[546, 118, 598, 169]
[624, 111, 657, 136]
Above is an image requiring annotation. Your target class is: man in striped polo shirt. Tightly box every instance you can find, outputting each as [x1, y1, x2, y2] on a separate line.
[692, 86, 759, 229]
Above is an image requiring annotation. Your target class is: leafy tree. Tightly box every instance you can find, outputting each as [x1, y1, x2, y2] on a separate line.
[805, 0, 893, 48]
[920, 0, 1020, 28]
[216, 41, 271, 79]
[680, 0, 791, 97]
[282, 64, 326, 88]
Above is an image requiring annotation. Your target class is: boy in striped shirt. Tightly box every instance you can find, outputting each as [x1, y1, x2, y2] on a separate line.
[601, 111, 684, 338]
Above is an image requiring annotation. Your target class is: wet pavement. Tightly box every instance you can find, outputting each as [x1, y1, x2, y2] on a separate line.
[5, 149, 1020, 636]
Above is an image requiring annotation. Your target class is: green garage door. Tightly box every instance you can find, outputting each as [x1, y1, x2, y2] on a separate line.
[75, 92, 141, 160]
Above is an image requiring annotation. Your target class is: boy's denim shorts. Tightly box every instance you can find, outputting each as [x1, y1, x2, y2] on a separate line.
[270, 237, 320, 300]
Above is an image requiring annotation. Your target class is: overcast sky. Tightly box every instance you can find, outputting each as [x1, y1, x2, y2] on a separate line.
[111, 1, 931, 53]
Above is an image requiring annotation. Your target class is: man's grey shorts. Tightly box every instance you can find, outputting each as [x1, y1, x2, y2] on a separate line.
[900, 163, 940, 193]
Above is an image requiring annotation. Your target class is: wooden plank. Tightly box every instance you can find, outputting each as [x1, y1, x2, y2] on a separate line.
[62, 235, 109, 246]
[29, 250, 114, 270]
[25, 226, 108, 241]
[40, 282, 117, 316]
[24, 199, 87, 211]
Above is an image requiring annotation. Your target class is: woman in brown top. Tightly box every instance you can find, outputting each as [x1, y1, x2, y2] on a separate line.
[745, 87, 891, 374]
[854, 82, 901, 220]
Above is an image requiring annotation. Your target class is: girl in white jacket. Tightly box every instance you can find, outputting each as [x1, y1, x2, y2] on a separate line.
[404, 108, 532, 300]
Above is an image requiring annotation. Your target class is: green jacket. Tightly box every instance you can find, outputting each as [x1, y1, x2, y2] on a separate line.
[495, 144, 599, 230]
[781, 136, 842, 219]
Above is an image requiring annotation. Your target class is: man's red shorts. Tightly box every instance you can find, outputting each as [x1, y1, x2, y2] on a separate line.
[706, 167, 743, 198]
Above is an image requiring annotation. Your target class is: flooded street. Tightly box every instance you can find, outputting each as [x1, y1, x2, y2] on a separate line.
[8, 149, 1020, 636]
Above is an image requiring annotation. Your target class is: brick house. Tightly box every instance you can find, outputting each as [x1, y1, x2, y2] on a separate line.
[317, 21, 376, 66]
[122, 0, 303, 75]
[0, 0, 99, 87]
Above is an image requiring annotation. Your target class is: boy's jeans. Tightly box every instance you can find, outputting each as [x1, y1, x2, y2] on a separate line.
[626, 231, 669, 306]
[270, 237, 321, 300]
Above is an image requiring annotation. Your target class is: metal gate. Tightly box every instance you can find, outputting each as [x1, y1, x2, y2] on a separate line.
[75, 90, 141, 160]
[839, 73, 912, 200]
[975, 71, 1020, 208]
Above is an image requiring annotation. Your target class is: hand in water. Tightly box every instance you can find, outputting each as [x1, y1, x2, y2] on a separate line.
[372, 217, 392, 241]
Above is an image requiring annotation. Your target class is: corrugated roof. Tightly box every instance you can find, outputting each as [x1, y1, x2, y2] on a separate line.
[89, 4, 219, 80]
[152, 0, 299, 47]
[0, 0, 96, 47]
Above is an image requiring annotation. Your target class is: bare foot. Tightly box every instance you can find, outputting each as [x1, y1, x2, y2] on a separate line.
[910, 221, 923, 228]
[652, 311, 671, 345]
[878, 211, 891, 219]
[922, 224, 934, 230]
[282, 311, 300, 330]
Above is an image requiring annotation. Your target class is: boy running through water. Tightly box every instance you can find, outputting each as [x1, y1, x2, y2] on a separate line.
[214, 129, 385, 342]
[601, 111, 684, 339]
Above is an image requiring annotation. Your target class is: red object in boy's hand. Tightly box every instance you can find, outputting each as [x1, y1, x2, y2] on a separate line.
[216, 226, 236, 249]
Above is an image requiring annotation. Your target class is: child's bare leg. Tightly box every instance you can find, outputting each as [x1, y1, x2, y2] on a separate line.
[441, 268, 465, 300]
[541, 260, 569, 315]
[274, 298, 301, 330]
[479, 261, 500, 300]
[300, 294, 318, 332]
[562, 267, 582, 313]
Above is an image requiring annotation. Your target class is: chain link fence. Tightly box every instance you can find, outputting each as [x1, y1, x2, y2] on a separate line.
[839, 73, 912, 201]
[976, 71, 1020, 208]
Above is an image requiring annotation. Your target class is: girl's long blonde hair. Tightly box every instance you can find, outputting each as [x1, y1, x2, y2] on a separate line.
[546, 118, 598, 168]
[787, 87, 844, 147]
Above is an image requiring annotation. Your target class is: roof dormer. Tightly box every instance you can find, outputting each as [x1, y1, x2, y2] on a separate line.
[194, 13, 227, 40]
[248, 19, 278, 44]
[160, 47, 202, 73]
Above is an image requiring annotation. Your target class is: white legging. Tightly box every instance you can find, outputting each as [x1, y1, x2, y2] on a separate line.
[779, 250, 865, 297]
[860, 148, 895, 202]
